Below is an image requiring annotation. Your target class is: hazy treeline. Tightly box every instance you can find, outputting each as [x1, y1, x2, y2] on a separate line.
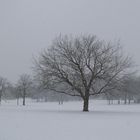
[104, 75, 140, 105]
[0, 74, 140, 105]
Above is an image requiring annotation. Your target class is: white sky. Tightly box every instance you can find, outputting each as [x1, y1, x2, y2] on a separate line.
[0, 0, 140, 83]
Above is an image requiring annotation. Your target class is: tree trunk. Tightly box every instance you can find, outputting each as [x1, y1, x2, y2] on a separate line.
[0, 94, 1, 105]
[23, 92, 26, 106]
[45, 97, 47, 102]
[124, 98, 127, 104]
[23, 97, 25, 106]
[118, 100, 120, 104]
[17, 97, 19, 106]
[83, 97, 89, 112]
[124, 93, 127, 104]
[108, 99, 111, 105]
[128, 99, 131, 104]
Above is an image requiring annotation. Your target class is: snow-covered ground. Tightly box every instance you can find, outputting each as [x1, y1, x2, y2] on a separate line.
[0, 100, 140, 140]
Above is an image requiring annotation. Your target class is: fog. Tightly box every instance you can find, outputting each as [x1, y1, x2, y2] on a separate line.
[0, 0, 140, 82]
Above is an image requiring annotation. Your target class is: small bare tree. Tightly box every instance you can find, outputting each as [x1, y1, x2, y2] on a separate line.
[17, 74, 32, 106]
[0, 77, 7, 105]
[14, 85, 22, 106]
[35, 35, 132, 111]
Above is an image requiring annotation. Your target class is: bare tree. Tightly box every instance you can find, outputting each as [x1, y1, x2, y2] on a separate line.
[35, 35, 132, 111]
[0, 77, 7, 105]
[14, 85, 22, 106]
[17, 74, 32, 106]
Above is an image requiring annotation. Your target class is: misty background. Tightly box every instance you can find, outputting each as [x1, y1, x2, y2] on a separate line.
[0, 0, 140, 83]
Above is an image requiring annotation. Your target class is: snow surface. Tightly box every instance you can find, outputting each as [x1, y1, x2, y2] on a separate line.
[0, 100, 140, 140]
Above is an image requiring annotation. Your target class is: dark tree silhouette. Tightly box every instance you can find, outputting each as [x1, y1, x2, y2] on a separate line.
[35, 35, 132, 111]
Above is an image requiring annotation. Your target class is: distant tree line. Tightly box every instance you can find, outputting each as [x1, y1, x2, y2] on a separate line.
[104, 75, 140, 105]
[1, 72, 140, 107]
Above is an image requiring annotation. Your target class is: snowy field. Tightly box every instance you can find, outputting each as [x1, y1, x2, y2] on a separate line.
[0, 100, 140, 140]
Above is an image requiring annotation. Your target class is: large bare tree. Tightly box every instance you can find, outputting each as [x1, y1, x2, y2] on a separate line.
[35, 35, 132, 111]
